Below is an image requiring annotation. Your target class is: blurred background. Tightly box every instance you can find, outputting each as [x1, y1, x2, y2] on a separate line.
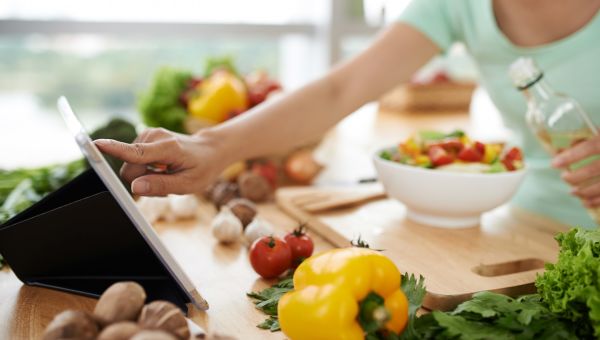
[0, 0, 488, 169]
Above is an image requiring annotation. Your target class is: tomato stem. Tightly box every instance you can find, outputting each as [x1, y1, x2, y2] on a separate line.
[292, 223, 307, 237]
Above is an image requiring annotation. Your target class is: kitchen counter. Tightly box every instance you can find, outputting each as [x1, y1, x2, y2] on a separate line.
[0, 105, 565, 339]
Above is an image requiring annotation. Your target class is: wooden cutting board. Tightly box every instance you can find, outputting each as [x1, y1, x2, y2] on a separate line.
[276, 185, 567, 311]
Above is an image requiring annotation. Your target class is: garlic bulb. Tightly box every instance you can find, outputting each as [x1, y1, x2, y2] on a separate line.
[244, 217, 274, 245]
[168, 195, 199, 219]
[136, 196, 170, 224]
[211, 207, 243, 243]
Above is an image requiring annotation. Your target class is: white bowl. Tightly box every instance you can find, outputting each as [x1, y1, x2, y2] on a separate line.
[373, 148, 527, 228]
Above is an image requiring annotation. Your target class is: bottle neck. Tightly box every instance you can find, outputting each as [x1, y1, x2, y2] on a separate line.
[521, 77, 555, 104]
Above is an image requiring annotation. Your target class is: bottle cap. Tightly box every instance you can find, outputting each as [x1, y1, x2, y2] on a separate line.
[509, 57, 543, 90]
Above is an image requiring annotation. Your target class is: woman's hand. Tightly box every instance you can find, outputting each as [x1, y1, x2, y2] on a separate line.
[94, 127, 231, 196]
[553, 135, 600, 207]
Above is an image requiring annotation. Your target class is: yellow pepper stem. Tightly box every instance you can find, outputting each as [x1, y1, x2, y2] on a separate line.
[358, 292, 391, 335]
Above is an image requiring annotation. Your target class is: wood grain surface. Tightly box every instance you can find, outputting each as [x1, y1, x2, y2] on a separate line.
[276, 185, 568, 311]
[0, 106, 565, 339]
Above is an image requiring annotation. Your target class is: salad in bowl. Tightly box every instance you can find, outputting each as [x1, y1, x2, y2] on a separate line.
[373, 130, 526, 228]
[380, 130, 524, 173]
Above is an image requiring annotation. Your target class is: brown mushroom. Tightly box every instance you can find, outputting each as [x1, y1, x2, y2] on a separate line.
[210, 181, 240, 208]
[93, 281, 147, 326]
[138, 301, 190, 340]
[226, 198, 257, 228]
[237, 172, 271, 202]
[131, 330, 178, 340]
[42, 310, 99, 340]
[97, 321, 141, 340]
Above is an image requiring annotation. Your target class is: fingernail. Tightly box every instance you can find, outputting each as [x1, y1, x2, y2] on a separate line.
[132, 180, 150, 194]
[94, 139, 110, 146]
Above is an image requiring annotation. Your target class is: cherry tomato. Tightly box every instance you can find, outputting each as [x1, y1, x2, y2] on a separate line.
[428, 146, 454, 167]
[251, 160, 278, 188]
[457, 146, 484, 162]
[284, 225, 314, 266]
[474, 141, 486, 155]
[502, 158, 516, 171]
[249, 236, 292, 279]
[425, 139, 464, 154]
[504, 147, 523, 162]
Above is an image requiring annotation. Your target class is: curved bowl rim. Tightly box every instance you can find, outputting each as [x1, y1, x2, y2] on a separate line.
[373, 146, 527, 179]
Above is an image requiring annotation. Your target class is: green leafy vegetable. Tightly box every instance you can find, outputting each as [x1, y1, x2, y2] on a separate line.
[0, 254, 4, 270]
[257, 316, 280, 332]
[247, 275, 293, 331]
[406, 292, 577, 340]
[203, 55, 239, 78]
[417, 130, 465, 142]
[138, 66, 192, 133]
[399, 273, 426, 340]
[536, 228, 600, 337]
[380, 150, 393, 161]
[0, 159, 87, 225]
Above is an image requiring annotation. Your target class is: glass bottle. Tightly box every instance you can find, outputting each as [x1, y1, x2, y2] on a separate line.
[509, 57, 600, 223]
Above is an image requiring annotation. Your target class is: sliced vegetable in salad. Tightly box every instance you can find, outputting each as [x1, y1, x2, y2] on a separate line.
[381, 130, 524, 173]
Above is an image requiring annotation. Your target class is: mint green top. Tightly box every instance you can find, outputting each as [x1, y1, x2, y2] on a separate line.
[399, 0, 600, 228]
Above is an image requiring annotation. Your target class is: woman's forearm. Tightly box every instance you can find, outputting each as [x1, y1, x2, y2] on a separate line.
[210, 74, 350, 161]
[209, 23, 440, 164]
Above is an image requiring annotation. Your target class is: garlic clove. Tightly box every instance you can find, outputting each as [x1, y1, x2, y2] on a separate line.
[243, 217, 274, 246]
[168, 195, 199, 219]
[136, 196, 170, 224]
[211, 207, 243, 244]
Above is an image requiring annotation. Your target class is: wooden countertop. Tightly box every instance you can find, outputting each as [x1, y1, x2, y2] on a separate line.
[0, 105, 565, 339]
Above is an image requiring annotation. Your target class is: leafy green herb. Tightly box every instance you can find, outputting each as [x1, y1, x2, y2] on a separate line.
[138, 66, 192, 133]
[247, 275, 294, 327]
[406, 292, 578, 340]
[257, 316, 281, 332]
[0, 254, 5, 270]
[536, 228, 600, 337]
[399, 273, 426, 340]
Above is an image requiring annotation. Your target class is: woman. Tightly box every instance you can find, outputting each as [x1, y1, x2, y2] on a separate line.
[96, 0, 600, 228]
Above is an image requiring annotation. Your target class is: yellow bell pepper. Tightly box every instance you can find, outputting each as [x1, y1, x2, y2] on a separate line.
[188, 71, 248, 123]
[483, 144, 502, 164]
[278, 248, 409, 340]
[399, 137, 421, 158]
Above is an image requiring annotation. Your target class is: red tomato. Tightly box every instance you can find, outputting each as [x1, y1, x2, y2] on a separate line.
[474, 141, 486, 155]
[284, 225, 314, 267]
[502, 158, 516, 171]
[504, 147, 523, 161]
[457, 147, 484, 162]
[425, 139, 464, 154]
[249, 236, 292, 279]
[251, 161, 278, 188]
[428, 146, 454, 167]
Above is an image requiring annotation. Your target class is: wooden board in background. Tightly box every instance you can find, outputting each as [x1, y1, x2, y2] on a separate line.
[276, 185, 567, 311]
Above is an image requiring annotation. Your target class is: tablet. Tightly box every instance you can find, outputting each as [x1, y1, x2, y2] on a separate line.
[57, 96, 208, 311]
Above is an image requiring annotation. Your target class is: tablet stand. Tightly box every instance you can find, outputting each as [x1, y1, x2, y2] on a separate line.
[0, 168, 192, 312]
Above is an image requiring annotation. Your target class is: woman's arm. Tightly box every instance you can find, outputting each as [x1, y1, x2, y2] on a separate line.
[215, 23, 439, 161]
[95, 23, 439, 196]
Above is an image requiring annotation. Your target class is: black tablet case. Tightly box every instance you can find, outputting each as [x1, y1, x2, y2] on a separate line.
[0, 168, 191, 312]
